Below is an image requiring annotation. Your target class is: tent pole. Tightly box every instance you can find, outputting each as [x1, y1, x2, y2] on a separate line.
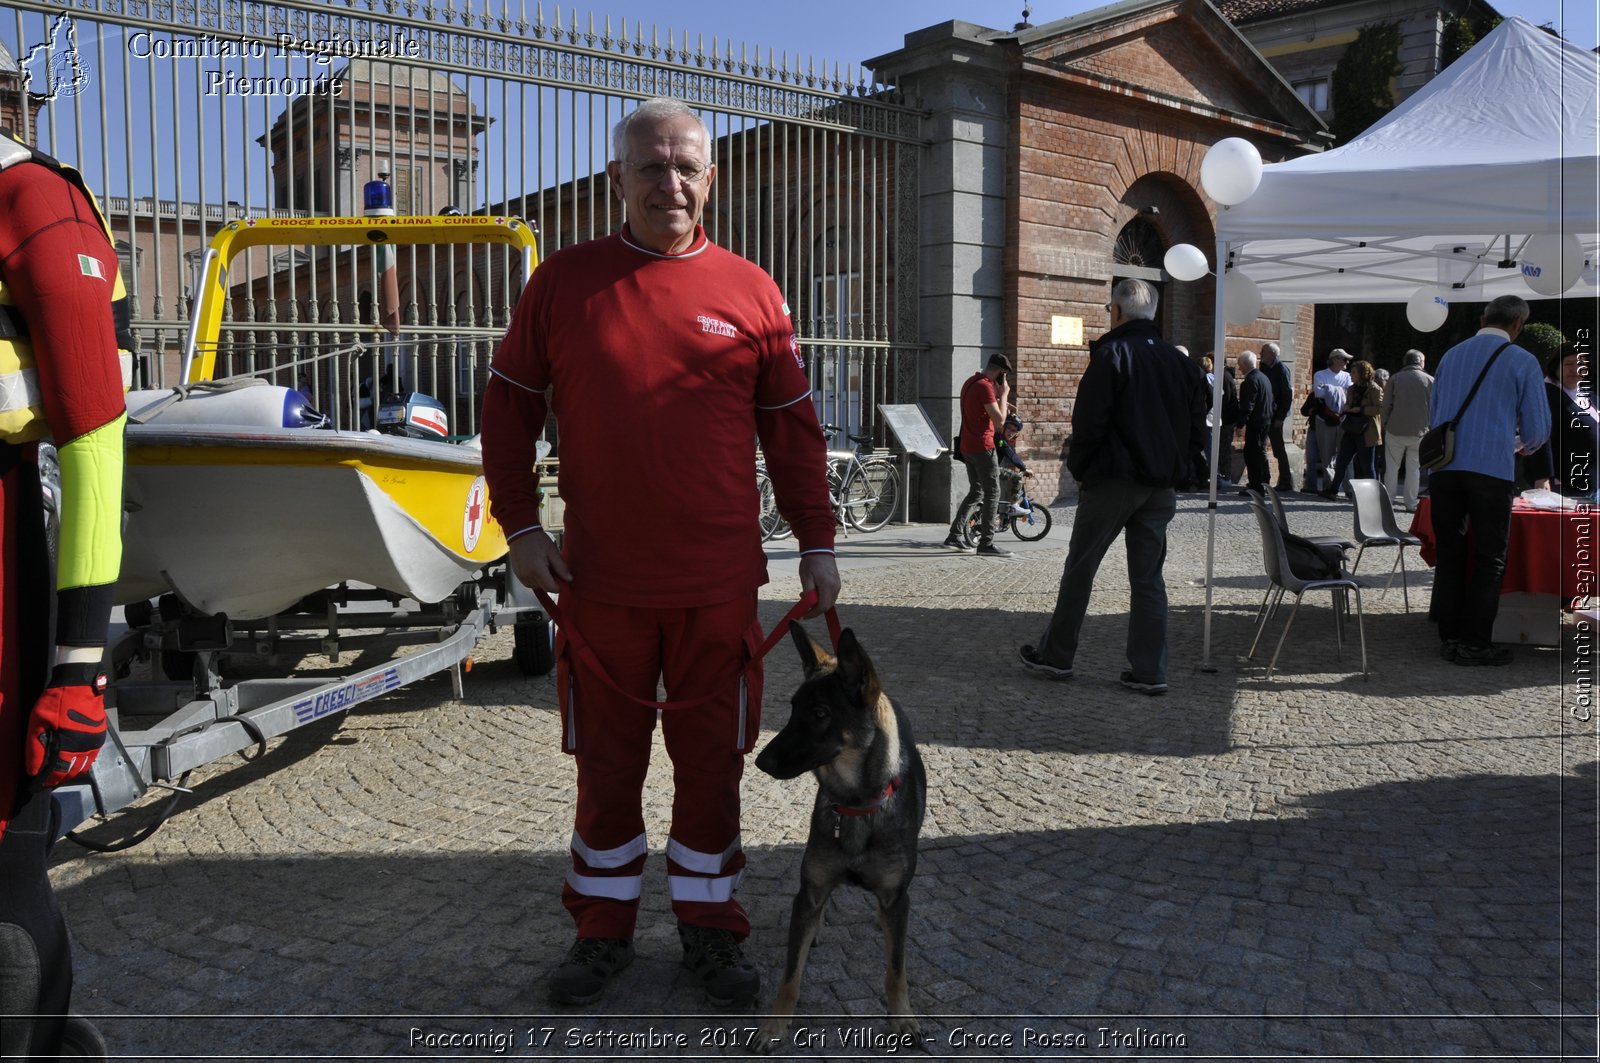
[1200, 238, 1230, 670]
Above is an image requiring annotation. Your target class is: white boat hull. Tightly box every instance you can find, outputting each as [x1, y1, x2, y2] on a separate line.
[119, 425, 507, 620]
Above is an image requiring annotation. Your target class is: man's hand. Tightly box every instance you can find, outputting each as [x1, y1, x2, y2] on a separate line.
[25, 664, 109, 791]
[507, 530, 573, 594]
[798, 552, 842, 619]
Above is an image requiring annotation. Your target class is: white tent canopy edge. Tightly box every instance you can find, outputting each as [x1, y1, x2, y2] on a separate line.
[1217, 17, 1598, 305]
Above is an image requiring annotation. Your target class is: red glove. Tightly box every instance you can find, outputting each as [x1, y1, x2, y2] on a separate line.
[24, 663, 109, 791]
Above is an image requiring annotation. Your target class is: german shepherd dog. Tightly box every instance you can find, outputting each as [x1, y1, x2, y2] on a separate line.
[753, 625, 927, 1050]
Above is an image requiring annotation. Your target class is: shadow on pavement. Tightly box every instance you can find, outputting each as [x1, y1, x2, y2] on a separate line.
[55, 764, 1596, 1059]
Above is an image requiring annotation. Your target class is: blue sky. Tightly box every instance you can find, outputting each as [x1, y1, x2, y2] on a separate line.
[12, 0, 1594, 205]
[574, 0, 1597, 65]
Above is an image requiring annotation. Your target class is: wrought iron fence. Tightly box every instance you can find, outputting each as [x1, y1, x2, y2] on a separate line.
[2, 0, 922, 440]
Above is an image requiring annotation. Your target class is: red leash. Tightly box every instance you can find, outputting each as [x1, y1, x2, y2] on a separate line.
[531, 584, 841, 711]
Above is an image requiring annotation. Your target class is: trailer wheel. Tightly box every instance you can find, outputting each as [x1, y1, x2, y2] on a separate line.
[513, 615, 555, 676]
[58, 1015, 107, 1058]
[161, 649, 196, 682]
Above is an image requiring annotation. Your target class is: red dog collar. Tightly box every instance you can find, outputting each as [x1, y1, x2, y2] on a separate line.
[833, 775, 901, 818]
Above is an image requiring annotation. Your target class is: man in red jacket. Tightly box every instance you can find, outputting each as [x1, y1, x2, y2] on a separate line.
[0, 129, 127, 1060]
[482, 97, 839, 1010]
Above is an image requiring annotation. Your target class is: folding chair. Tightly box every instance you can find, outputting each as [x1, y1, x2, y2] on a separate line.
[1246, 495, 1369, 679]
[1265, 485, 1356, 570]
[1344, 478, 1423, 612]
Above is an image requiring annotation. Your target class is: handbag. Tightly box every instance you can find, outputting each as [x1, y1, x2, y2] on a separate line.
[1419, 341, 1513, 471]
[1299, 393, 1319, 418]
[1340, 413, 1369, 436]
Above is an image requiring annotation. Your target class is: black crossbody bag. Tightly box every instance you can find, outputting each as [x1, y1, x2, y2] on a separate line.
[1419, 341, 1513, 471]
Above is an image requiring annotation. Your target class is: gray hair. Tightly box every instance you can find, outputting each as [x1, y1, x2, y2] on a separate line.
[1237, 350, 1258, 370]
[1403, 349, 1425, 369]
[1111, 278, 1158, 321]
[1261, 342, 1280, 360]
[1483, 293, 1530, 330]
[612, 97, 711, 160]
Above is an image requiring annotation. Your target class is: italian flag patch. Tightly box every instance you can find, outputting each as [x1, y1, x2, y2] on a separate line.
[77, 254, 105, 280]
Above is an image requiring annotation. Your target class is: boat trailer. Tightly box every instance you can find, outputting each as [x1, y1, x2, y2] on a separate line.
[53, 567, 552, 844]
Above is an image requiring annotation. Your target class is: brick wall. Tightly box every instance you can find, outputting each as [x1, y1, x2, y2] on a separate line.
[998, 4, 1320, 502]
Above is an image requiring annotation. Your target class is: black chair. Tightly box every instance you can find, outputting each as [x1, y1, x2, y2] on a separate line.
[1246, 495, 1369, 679]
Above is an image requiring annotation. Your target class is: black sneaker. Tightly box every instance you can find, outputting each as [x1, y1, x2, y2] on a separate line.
[975, 542, 1011, 557]
[942, 534, 972, 552]
[548, 936, 634, 1005]
[1439, 639, 1461, 661]
[1119, 670, 1168, 695]
[1450, 642, 1513, 666]
[1018, 644, 1073, 680]
[679, 923, 760, 1008]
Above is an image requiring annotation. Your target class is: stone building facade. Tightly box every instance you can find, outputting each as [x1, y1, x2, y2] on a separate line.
[869, 0, 1326, 507]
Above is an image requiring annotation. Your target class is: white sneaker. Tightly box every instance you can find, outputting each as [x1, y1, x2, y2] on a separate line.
[1006, 504, 1028, 517]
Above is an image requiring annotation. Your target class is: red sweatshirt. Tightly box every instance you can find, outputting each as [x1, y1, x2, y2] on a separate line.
[482, 226, 834, 609]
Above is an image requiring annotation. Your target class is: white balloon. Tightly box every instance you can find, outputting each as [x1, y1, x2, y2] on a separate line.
[1163, 243, 1209, 282]
[1521, 233, 1585, 296]
[1405, 287, 1450, 332]
[1200, 138, 1263, 206]
[1223, 273, 1263, 323]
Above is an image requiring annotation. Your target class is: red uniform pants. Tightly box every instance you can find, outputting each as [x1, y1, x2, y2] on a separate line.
[555, 592, 763, 940]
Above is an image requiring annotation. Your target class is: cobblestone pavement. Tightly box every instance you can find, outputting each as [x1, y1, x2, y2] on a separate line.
[49, 492, 1597, 1061]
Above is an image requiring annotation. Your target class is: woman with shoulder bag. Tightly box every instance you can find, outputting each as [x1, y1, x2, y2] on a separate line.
[1320, 359, 1384, 499]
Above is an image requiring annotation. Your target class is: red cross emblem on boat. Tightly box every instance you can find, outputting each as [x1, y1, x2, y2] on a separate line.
[463, 476, 487, 553]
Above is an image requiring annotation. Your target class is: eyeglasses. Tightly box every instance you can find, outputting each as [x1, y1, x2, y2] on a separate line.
[624, 161, 711, 184]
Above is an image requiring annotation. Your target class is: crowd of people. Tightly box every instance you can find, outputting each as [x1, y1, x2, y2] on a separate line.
[1172, 330, 1591, 517]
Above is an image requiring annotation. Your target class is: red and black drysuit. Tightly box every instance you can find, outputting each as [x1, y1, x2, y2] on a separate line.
[0, 132, 128, 1059]
[482, 224, 834, 940]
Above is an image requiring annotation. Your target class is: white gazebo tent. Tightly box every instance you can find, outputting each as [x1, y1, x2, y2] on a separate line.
[1197, 17, 1599, 663]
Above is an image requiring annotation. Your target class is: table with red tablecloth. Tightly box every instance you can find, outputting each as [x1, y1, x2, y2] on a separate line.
[1409, 497, 1597, 602]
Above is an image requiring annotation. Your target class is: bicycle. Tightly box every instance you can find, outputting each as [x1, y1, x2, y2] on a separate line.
[757, 425, 902, 539]
[754, 461, 788, 541]
[961, 477, 1053, 546]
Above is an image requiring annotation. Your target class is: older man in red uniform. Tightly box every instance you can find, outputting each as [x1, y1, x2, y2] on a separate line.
[0, 129, 128, 1059]
[482, 97, 839, 1009]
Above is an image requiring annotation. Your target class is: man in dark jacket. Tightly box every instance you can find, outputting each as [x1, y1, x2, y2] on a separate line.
[1235, 349, 1275, 494]
[1259, 342, 1294, 490]
[1018, 278, 1207, 695]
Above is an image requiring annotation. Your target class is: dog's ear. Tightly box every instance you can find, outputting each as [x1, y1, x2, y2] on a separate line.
[789, 623, 835, 677]
[833, 628, 881, 700]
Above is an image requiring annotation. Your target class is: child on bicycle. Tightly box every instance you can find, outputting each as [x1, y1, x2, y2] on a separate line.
[997, 414, 1030, 515]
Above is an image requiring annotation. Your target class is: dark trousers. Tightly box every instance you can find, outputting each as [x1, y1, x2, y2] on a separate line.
[0, 791, 71, 1058]
[950, 449, 999, 546]
[1267, 418, 1293, 488]
[1329, 432, 1376, 490]
[1427, 470, 1515, 647]
[1034, 480, 1177, 683]
[0, 448, 69, 1058]
[1242, 423, 1271, 489]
